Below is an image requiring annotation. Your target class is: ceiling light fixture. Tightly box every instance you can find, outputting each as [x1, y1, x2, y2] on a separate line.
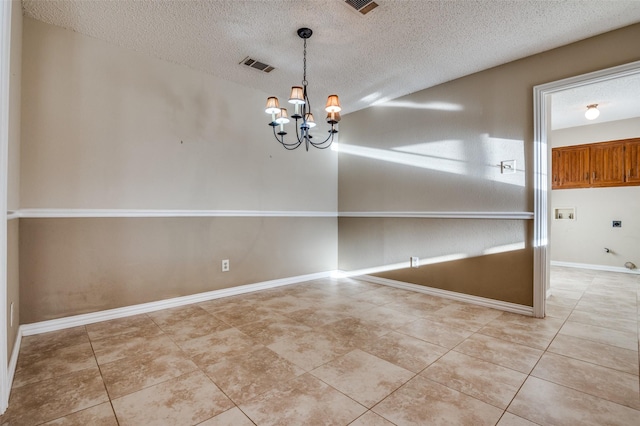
[585, 104, 600, 120]
[265, 28, 341, 151]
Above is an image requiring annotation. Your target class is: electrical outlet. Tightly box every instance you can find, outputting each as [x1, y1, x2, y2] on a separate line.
[612, 220, 622, 228]
[410, 257, 420, 268]
[222, 259, 230, 272]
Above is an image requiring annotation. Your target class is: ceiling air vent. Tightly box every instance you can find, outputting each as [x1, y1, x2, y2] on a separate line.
[240, 57, 275, 73]
[344, 0, 379, 15]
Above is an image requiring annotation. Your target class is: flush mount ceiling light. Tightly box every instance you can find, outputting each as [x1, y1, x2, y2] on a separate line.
[585, 104, 600, 120]
[265, 28, 341, 151]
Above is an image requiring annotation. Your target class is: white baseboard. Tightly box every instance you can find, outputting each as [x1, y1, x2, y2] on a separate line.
[358, 275, 533, 316]
[20, 271, 336, 336]
[7, 329, 21, 391]
[551, 261, 640, 275]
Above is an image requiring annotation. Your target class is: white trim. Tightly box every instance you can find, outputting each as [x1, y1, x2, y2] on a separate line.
[551, 260, 640, 275]
[17, 209, 337, 218]
[7, 329, 21, 391]
[358, 275, 533, 316]
[533, 60, 640, 319]
[12, 209, 536, 219]
[20, 270, 335, 336]
[0, 0, 12, 414]
[6, 211, 18, 220]
[339, 211, 534, 219]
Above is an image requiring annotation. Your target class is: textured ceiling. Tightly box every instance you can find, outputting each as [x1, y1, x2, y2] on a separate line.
[551, 73, 640, 130]
[22, 0, 640, 122]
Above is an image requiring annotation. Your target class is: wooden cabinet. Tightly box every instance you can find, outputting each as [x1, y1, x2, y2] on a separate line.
[590, 141, 625, 187]
[552, 146, 589, 189]
[625, 139, 640, 183]
[552, 138, 640, 189]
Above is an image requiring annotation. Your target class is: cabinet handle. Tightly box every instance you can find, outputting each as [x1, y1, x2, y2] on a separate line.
[592, 172, 596, 180]
[584, 172, 588, 180]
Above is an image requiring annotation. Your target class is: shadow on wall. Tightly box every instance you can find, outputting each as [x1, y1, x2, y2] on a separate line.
[371, 248, 534, 306]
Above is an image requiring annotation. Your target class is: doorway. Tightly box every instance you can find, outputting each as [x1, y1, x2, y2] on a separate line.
[532, 59, 640, 318]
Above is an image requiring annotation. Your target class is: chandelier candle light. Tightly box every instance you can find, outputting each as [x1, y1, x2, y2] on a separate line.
[265, 28, 341, 151]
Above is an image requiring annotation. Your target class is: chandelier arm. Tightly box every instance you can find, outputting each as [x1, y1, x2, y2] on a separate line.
[308, 127, 337, 148]
[272, 125, 302, 150]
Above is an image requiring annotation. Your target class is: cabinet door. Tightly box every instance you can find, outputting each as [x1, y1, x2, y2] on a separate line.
[551, 149, 561, 189]
[590, 142, 625, 186]
[556, 146, 590, 189]
[625, 139, 640, 183]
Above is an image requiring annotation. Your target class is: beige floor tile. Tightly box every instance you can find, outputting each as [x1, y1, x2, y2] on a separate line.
[349, 410, 396, 425]
[544, 301, 574, 319]
[348, 285, 416, 305]
[547, 333, 639, 375]
[147, 304, 211, 325]
[359, 330, 448, 373]
[148, 304, 231, 342]
[531, 352, 640, 409]
[496, 412, 539, 426]
[3, 367, 109, 425]
[92, 331, 178, 365]
[254, 293, 318, 313]
[311, 349, 414, 408]
[203, 346, 305, 403]
[198, 407, 255, 426]
[316, 278, 383, 297]
[372, 375, 503, 425]
[42, 402, 118, 425]
[421, 351, 527, 409]
[347, 305, 419, 330]
[13, 341, 97, 388]
[235, 314, 313, 345]
[178, 327, 262, 367]
[568, 309, 638, 333]
[100, 347, 199, 399]
[19, 326, 89, 357]
[397, 318, 474, 349]
[267, 329, 351, 371]
[545, 293, 579, 308]
[211, 306, 282, 327]
[86, 314, 158, 340]
[239, 373, 366, 426]
[559, 321, 638, 350]
[478, 314, 563, 350]
[453, 333, 543, 374]
[283, 306, 352, 328]
[427, 303, 503, 331]
[322, 317, 390, 349]
[112, 371, 234, 426]
[508, 376, 640, 426]
[383, 294, 450, 317]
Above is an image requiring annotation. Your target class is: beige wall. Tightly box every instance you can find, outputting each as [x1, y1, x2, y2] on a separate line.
[19, 19, 337, 323]
[20, 217, 336, 323]
[338, 23, 640, 304]
[20, 18, 337, 211]
[551, 118, 640, 269]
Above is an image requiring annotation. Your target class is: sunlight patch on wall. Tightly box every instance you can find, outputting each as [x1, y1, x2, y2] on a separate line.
[372, 100, 464, 111]
[332, 252, 469, 278]
[334, 133, 525, 187]
[482, 241, 526, 255]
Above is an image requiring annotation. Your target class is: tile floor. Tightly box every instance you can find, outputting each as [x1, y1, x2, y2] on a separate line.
[1, 266, 638, 425]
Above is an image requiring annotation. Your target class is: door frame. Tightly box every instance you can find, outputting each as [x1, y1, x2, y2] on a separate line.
[532, 59, 640, 318]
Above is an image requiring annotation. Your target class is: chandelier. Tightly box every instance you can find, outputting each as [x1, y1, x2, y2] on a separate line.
[265, 28, 341, 151]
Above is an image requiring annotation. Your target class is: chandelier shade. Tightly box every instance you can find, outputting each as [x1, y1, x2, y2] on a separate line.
[265, 28, 341, 151]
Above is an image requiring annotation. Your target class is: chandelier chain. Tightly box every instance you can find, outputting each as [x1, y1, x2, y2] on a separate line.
[302, 38, 307, 87]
